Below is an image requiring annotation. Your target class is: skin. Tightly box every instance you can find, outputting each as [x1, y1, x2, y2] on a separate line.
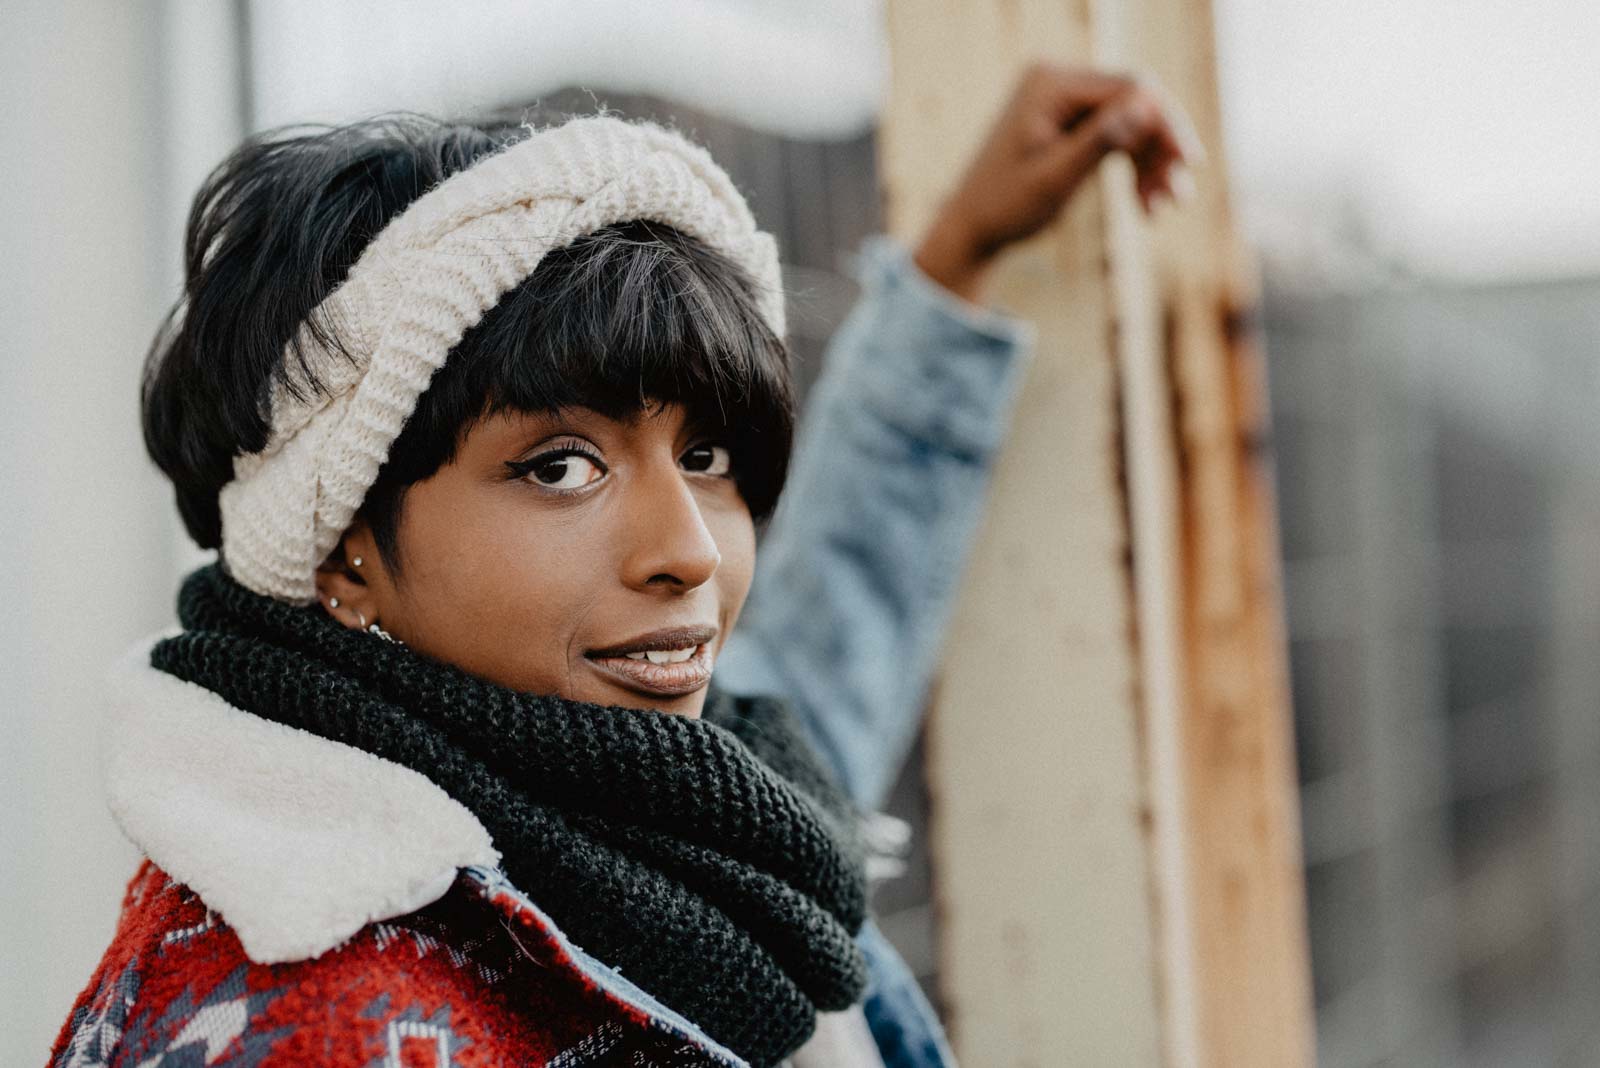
[314, 63, 1201, 719]
[317, 401, 752, 719]
[913, 64, 1204, 303]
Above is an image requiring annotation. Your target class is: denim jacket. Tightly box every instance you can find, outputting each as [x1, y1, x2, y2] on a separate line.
[717, 233, 1036, 1067]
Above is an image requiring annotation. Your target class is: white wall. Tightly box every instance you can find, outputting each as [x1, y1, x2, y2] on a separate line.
[248, 0, 888, 139]
[249, 0, 1600, 286]
[0, 2, 203, 1060]
[1214, 0, 1600, 285]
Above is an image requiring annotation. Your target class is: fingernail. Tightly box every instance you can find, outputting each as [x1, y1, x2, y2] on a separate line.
[1107, 96, 1152, 146]
[1178, 118, 1207, 165]
[1104, 111, 1137, 146]
[1170, 165, 1198, 204]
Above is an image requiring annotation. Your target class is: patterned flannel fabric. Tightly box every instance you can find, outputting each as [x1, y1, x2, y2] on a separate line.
[50, 860, 737, 1068]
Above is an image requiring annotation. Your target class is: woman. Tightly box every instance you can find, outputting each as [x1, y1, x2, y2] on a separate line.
[49, 65, 1196, 1068]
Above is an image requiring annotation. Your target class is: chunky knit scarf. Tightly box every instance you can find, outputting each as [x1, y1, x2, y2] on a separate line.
[149, 564, 871, 1067]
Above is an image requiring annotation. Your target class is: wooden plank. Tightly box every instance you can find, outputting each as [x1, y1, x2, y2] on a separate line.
[879, 0, 1314, 1063]
[1125, 0, 1315, 1041]
[881, 3, 1167, 1062]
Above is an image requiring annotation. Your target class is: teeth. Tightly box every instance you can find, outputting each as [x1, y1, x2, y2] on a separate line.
[623, 647, 696, 664]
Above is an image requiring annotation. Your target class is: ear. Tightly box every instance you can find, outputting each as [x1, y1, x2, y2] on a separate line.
[314, 521, 386, 633]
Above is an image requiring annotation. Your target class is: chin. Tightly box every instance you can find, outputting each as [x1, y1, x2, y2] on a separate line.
[652, 691, 706, 719]
[587, 682, 703, 718]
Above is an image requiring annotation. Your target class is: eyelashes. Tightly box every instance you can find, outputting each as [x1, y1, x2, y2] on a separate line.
[504, 443, 606, 492]
[504, 438, 735, 493]
[680, 442, 733, 476]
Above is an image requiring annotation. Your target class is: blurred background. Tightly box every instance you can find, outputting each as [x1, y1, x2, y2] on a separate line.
[3, 2, 1597, 1066]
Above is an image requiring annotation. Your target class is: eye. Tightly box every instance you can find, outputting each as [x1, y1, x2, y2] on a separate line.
[681, 442, 733, 476]
[509, 447, 607, 491]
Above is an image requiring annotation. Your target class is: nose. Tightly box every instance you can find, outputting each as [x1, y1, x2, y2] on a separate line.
[620, 459, 722, 593]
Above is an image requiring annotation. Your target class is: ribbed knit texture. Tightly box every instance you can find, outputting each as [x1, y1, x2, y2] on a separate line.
[149, 564, 869, 1068]
[218, 113, 787, 604]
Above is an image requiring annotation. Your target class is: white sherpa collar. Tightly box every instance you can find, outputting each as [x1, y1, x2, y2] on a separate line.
[103, 631, 501, 964]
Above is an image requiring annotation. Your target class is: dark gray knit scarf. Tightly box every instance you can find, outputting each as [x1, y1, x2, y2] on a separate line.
[149, 564, 870, 1067]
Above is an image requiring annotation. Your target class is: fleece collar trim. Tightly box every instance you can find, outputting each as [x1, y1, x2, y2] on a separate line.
[103, 631, 501, 965]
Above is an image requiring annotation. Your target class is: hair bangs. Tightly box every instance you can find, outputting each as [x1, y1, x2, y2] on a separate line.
[487, 219, 787, 444]
[367, 219, 795, 566]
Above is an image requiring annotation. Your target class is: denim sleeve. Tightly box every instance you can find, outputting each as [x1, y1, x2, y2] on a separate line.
[714, 233, 1036, 811]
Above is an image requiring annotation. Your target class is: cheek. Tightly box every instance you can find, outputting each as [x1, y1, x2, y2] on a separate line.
[390, 475, 611, 686]
[710, 503, 758, 615]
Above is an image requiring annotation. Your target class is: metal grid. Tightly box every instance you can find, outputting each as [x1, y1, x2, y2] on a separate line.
[1265, 276, 1600, 1068]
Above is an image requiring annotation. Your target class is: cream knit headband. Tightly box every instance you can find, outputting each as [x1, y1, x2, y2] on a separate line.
[217, 114, 786, 604]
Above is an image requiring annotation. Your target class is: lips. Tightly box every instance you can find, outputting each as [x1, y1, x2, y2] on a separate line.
[586, 624, 718, 659]
[585, 624, 718, 698]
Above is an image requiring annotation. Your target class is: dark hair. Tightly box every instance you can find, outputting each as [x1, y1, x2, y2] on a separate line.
[142, 113, 794, 574]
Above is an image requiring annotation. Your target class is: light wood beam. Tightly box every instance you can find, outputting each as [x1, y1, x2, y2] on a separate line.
[880, 1, 1314, 1063]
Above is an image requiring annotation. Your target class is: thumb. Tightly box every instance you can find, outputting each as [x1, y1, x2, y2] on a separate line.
[1035, 89, 1159, 196]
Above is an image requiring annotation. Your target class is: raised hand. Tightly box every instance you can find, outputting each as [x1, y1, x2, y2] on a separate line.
[913, 63, 1205, 303]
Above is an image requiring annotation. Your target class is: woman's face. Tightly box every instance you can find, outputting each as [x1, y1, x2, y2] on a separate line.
[317, 399, 756, 719]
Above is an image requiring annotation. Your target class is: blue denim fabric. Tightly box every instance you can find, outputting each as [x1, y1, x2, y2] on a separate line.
[855, 916, 961, 1068]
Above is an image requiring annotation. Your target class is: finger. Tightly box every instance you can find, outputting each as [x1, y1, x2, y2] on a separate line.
[1130, 73, 1207, 165]
[1130, 102, 1194, 177]
[1034, 87, 1161, 193]
[1027, 63, 1139, 131]
[1169, 163, 1197, 204]
[1136, 164, 1174, 216]
[1138, 168, 1183, 215]
[1132, 128, 1184, 196]
[1140, 155, 1196, 212]
[1136, 183, 1159, 216]
[1135, 167, 1166, 214]
[1121, 95, 1202, 211]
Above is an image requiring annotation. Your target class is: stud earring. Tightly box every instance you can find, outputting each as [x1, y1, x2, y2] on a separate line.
[356, 609, 368, 629]
[352, 556, 363, 567]
[329, 596, 340, 608]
